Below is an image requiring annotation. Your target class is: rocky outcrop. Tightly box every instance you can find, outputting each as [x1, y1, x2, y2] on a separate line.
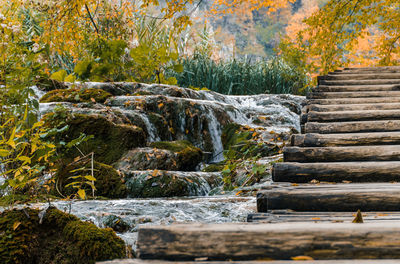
[124, 170, 222, 198]
[116, 141, 203, 172]
[0, 207, 125, 264]
[36, 82, 304, 198]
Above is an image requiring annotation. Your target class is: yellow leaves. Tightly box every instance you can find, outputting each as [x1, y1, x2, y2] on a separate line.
[291, 256, 314, 261]
[77, 189, 86, 200]
[13, 221, 21, 231]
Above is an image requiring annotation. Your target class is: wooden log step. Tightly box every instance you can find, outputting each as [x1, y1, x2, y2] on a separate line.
[99, 260, 400, 264]
[319, 79, 400, 86]
[137, 221, 400, 260]
[314, 84, 400, 92]
[308, 103, 400, 112]
[291, 132, 400, 147]
[307, 91, 400, 99]
[307, 110, 400, 122]
[320, 73, 400, 80]
[257, 182, 400, 212]
[283, 145, 400, 162]
[248, 211, 400, 223]
[308, 97, 400, 105]
[305, 120, 400, 134]
[272, 161, 400, 183]
[344, 66, 400, 71]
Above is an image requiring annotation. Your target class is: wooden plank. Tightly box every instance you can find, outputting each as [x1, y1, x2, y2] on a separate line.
[321, 73, 400, 80]
[314, 85, 400, 92]
[307, 110, 400, 122]
[307, 91, 400, 99]
[344, 66, 400, 71]
[137, 221, 400, 260]
[308, 97, 400, 105]
[99, 259, 400, 264]
[272, 161, 400, 183]
[319, 79, 400, 86]
[291, 132, 400, 147]
[305, 120, 400, 134]
[248, 211, 400, 223]
[283, 145, 400, 162]
[308, 103, 400, 112]
[257, 183, 400, 212]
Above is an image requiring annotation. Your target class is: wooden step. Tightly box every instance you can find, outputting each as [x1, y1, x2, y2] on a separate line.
[99, 260, 400, 264]
[272, 161, 400, 183]
[137, 220, 400, 260]
[344, 66, 400, 71]
[257, 183, 400, 212]
[283, 145, 400, 162]
[308, 103, 400, 112]
[248, 211, 400, 223]
[314, 84, 400, 92]
[321, 73, 400, 80]
[308, 97, 400, 105]
[305, 120, 400, 134]
[307, 91, 400, 99]
[291, 132, 400, 147]
[319, 79, 400, 86]
[306, 110, 400, 122]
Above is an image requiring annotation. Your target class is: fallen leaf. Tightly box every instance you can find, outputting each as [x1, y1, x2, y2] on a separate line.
[13, 221, 21, 230]
[291, 256, 314, 261]
[352, 209, 364, 223]
[90, 97, 96, 103]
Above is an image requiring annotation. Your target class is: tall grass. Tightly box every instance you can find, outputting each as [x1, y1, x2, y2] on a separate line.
[168, 54, 310, 95]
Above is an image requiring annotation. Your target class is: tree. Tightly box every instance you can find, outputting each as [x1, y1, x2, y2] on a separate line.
[280, 0, 400, 75]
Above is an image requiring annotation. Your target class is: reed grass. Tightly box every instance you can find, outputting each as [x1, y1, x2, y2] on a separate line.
[168, 54, 310, 95]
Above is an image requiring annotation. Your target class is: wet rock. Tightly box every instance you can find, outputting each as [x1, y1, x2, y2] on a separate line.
[0, 207, 125, 264]
[44, 112, 146, 165]
[102, 215, 132, 233]
[116, 141, 203, 171]
[124, 170, 222, 198]
[149, 140, 203, 171]
[40, 88, 112, 103]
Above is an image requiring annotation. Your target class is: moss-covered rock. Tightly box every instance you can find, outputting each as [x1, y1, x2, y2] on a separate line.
[58, 161, 127, 198]
[124, 171, 221, 198]
[102, 215, 132, 233]
[45, 113, 146, 165]
[0, 207, 125, 264]
[40, 88, 112, 104]
[202, 163, 225, 172]
[148, 140, 203, 171]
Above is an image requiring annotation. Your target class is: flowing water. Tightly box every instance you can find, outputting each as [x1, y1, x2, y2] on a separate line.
[12, 83, 306, 251]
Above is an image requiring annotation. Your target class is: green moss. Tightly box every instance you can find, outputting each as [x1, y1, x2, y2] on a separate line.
[126, 172, 188, 198]
[0, 207, 125, 264]
[149, 140, 194, 152]
[149, 140, 203, 171]
[202, 163, 225, 172]
[46, 113, 146, 165]
[58, 161, 127, 198]
[40, 88, 112, 104]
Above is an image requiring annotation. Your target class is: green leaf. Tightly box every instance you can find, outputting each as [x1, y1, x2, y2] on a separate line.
[50, 70, 67, 82]
[65, 74, 76, 83]
[173, 64, 184, 73]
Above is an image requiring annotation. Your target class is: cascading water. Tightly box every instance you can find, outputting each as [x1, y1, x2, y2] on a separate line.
[12, 82, 305, 251]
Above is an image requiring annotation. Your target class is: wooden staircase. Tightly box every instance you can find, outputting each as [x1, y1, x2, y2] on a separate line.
[258, 66, 400, 213]
[133, 67, 400, 262]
